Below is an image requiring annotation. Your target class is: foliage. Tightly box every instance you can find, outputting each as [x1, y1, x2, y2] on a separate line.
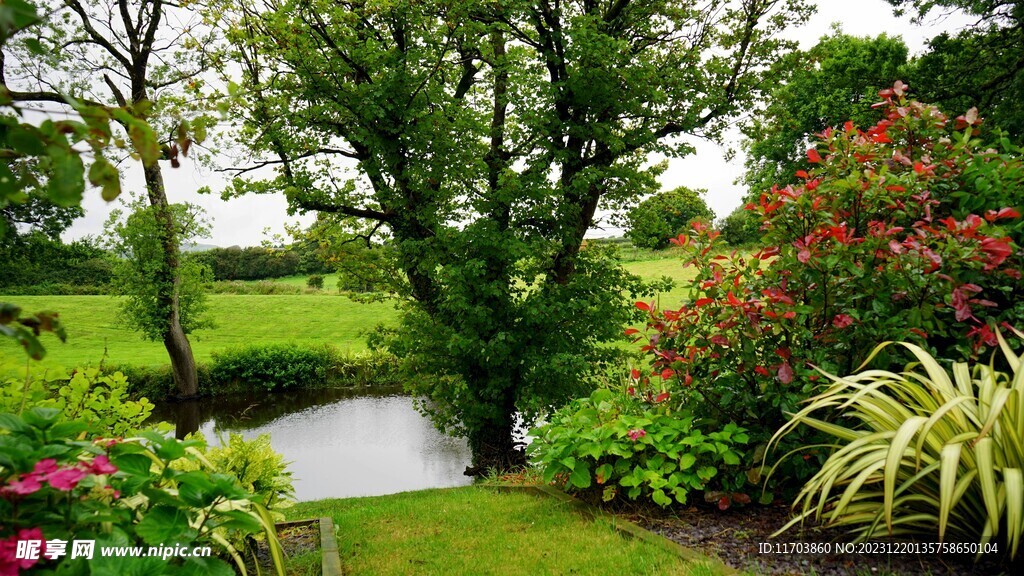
[204, 280, 303, 295]
[770, 332, 1024, 559]
[0, 189, 82, 242]
[889, 0, 1024, 142]
[306, 275, 324, 290]
[104, 198, 214, 341]
[633, 87, 1024, 492]
[0, 234, 113, 292]
[625, 187, 715, 250]
[529, 387, 749, 509]
[210, 344, 341, 392]
[193, 246, 301, 281]
[179, 433, 294, 513]
[0, 367, 154, 436]
[0, 407, 285, 576]
[741, 31, 909, 196]
[716, 205, 762, 247]
[215, 0, 812, 469]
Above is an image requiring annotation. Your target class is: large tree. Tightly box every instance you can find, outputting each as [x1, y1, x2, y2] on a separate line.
[2, 0, 212, 395]
[739, 31, 909, 195]
[217, 0, 809, 470]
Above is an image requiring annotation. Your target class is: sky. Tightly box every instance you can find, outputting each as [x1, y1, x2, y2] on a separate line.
[61, 0, 977, 248]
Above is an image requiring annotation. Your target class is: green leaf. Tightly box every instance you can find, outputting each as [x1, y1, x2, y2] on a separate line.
[178, 556, 236, 576]
[135, 505, 198, 546]
[569, 462, 591, 489]
[22, 407, 61, 428]
[678, 453, 696, 470]
[89, 157, 122, 201]
[46, 148, 86, 206]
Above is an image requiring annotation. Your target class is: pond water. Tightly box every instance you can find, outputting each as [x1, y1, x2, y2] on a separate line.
[149, 387, 473, 501]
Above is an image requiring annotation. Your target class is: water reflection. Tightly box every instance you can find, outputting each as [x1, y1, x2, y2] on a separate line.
[150, 387, 473, 501]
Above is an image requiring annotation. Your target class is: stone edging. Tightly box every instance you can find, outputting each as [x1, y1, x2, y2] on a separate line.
[274, 517, 343, 576]
[481, 483, 738, 575]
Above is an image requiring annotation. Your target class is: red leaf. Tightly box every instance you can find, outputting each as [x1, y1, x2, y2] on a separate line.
[754, 366, 770, 377]
[843, 120, 855, 133]
[630, 368, 641, 380]
[694, 297, 715, 308]
[726, 291, 742, 307]
[718, 496, 731, 511]
[624, 328, 640, 336]
[777, 363, 794, 384]
[806, 148, 822, 164]
[635, 301, 651, 312]
[660, 369, 674, 380]
[795, 169, 809, 179]
[654, 392, 670, 403]
[797, 248, 811, 264]
[684, 373, 693, 386]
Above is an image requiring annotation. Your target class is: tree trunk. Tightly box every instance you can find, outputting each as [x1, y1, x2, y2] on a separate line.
[464, 388, 524, 475]
[143, 161, 199, 398]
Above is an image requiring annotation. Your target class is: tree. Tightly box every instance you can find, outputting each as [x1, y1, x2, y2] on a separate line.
[2, 0, 214, 395]
[216, 0, 810, 470]
[625, 187, 714, 250]
[0, 189, 83, 243]
[740, 31, 909, 195]
[889, 0, 1024, 142]
[104, 198, 213, 350]
[717, 204, 762, 246]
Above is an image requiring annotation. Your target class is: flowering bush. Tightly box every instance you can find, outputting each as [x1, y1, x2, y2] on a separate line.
[632, 84, 1024, 493]
[529, 388, 749, 508]
[0, 408, 285, 575]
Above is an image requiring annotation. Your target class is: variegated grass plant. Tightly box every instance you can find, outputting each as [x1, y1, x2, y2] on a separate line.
[767, 328, 1024, 559]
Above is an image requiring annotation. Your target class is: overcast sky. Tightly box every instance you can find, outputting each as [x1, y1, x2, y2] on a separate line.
[61, 0, 977, 248]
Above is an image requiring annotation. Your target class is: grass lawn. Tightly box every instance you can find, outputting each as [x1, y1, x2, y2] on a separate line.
[0, 255, 696, 375]
[285, 486, 725, 576]
[0, 295, 399, 375]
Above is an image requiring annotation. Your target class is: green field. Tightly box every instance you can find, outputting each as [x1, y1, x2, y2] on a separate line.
[1, 256, 695, 374]
[0, 295, 399, 374]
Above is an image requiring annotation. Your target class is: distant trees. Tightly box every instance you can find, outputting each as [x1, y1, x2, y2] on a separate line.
[194, 247, 301, 281]
[625, 187, 715, 250]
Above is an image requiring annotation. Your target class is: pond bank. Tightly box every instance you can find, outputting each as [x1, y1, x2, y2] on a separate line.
[114, 345, 401, 403]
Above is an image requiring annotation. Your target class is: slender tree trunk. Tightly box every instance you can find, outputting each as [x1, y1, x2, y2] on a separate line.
[143, 161, 199, 398]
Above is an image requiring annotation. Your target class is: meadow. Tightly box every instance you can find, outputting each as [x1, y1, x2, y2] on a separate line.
[0, 254, 695, 375]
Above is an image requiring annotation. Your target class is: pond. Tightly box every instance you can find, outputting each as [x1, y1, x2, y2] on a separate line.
[150, 387, 474, 501]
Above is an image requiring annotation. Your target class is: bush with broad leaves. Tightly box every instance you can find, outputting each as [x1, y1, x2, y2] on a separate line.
[630, 82, 1024, 495]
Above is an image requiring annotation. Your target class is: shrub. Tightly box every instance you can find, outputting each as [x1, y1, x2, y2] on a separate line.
[529, 388, 749, 508]
[175, 432, 294, 513]
[204, 280, 303, 295]
[631, 85, 1024, 492]
[306, 274, 324, 289]
[769, 331, 1024, 559]
[625, 186, 715, 250]
[209, 344, 337, 392]
[0, 368, 155, 436]
[0, 407, 285, 575]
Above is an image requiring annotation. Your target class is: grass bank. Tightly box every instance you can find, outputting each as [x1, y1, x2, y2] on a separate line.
[284, 486, 726, 576]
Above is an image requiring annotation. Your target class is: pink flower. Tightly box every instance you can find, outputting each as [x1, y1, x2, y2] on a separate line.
[831, 314, 854, 329]
[89, 456, 117, 476]
[627, 429, 646, 441]
[43, 467, 86, 492]
[31, 460, 58, 477]
[1, 476, 42, 496]
[0, 528, 45, 574]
